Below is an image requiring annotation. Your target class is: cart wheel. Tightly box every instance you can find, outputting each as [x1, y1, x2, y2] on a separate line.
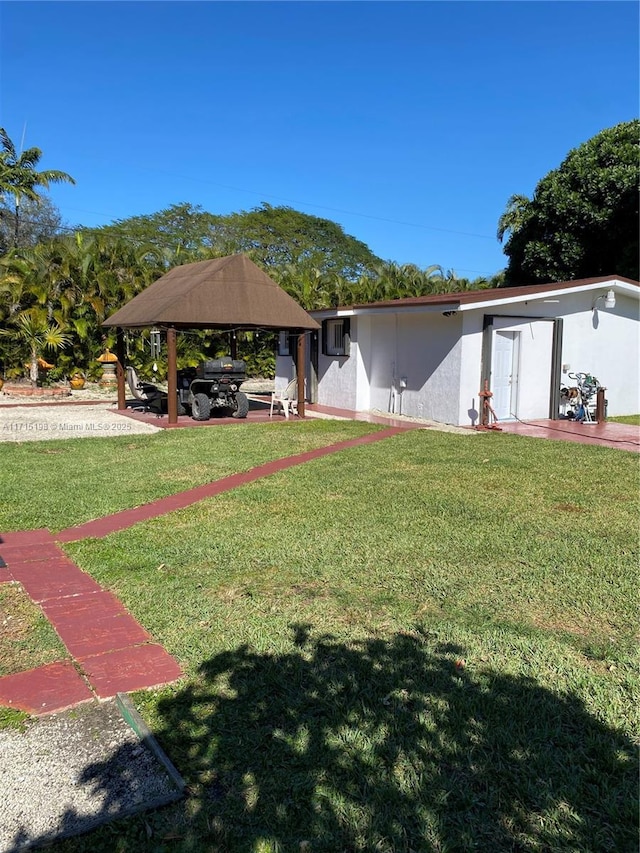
[192, 393, 211, 421]
[232, 391, 249, 419]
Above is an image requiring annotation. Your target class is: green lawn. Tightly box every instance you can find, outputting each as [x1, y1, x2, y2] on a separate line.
[0, 584, 66, 676]
[609, 413, 640, 426]
[0, 420, 381, 532]
[2, 423, 638, 851]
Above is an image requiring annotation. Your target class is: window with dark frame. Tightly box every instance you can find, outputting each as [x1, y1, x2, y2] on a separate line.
[322, 318, 350, 356]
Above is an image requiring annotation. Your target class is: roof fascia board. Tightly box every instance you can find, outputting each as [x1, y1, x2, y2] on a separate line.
[311, 309, 354, 320]
[458, 279, 638, 312]
[310, 278, 638, 320]
[607, 280, 640, 297]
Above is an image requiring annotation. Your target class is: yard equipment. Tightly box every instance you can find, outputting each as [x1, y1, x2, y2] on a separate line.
[560, 372, 601, 422]
[177, 358, 249, 420]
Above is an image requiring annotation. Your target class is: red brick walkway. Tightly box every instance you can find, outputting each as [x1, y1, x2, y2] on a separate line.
[4, 413, 634, 716]
[0, 425, 413, 714]
[0, 530, 182, 714]
[57, 427, 408, 542]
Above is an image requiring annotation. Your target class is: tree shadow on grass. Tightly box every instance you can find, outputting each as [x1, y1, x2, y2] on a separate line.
[155, 625, 637, 852]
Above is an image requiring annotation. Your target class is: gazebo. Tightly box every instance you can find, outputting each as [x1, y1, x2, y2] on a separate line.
[103, 254, 319, 424]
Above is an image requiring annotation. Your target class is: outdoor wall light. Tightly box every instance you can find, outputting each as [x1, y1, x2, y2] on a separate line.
[592, 289, 616, 310]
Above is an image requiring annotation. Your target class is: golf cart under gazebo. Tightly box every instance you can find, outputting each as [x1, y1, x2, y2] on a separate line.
[103, 254, 319, 424]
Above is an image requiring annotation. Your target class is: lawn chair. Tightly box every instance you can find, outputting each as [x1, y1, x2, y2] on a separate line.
[269, 378, 300, 419]
[126, 366, 167, 414]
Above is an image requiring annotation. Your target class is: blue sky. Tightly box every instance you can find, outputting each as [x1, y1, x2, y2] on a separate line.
[1, 1, 637, 277]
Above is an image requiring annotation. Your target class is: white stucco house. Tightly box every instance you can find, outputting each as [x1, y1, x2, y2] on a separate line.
[275, 275, 640, 426]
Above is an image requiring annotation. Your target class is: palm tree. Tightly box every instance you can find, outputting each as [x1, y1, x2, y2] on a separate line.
[0, 308, 70, 385]
[0, 253, 33, 321]
[363, 261, 449, 301]
[274, 263, 333, 310]
[0, 231, 167, 379]
[497, 194, 532, 243]
[0, 127, 75, 247]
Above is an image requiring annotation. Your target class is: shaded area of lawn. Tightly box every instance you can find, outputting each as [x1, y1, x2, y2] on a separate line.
[47, 629, 637, 852]
[153, 628, 637, 851]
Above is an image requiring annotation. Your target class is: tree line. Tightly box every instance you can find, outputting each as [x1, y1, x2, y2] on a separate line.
[1, 121, 637, 383]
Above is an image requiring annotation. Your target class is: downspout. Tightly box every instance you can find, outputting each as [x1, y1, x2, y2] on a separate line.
[480, 315, 494, 392]
[309, 330, 318, 404]
[389, 312, 400, 414]
[549, 319, 563, 420]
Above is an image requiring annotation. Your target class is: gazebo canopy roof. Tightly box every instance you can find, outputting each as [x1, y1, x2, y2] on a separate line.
[103, 254, 320, 330]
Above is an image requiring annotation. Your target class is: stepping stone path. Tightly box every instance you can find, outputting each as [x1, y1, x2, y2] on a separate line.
[0, 530, 182, 714]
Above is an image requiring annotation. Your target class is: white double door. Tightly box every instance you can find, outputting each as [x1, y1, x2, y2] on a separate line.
[491, 331, 520, 420]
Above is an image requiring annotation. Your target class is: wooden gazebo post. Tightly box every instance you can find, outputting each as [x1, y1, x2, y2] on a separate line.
[297, 330, 306, 418]
[167, 326, 178, 424]
[115, 328, 126, 410]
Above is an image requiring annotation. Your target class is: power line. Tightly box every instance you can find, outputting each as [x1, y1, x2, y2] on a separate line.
[65, 162, 497, 242]
[2, 208, 501, 278]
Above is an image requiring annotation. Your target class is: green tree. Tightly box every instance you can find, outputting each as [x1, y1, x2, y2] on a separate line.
[0, 231, 166, 381]
[0, 127, 75, 249]
[498, 120, 640, 285]
[0, 308, 70, 384]
[496, 194, 532, 245]
[93, 202, 382, 281]
[212, 203, 381, 280]
[273, 263, 334, 310]
[0, 195, 66, 255]
[96, 202, 219, 263]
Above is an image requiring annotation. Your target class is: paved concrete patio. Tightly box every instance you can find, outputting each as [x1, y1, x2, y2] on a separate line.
[495, 418, 639, 452]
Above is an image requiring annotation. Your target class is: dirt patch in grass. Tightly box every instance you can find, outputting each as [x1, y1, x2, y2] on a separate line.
[553, 502, 585, 513]
[289, 581, 335, 605]
[213, 585, 254, 604]
[157, 465, 217, 484]
[529, 612, 593, 639]
[527, 610, 635, 666]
